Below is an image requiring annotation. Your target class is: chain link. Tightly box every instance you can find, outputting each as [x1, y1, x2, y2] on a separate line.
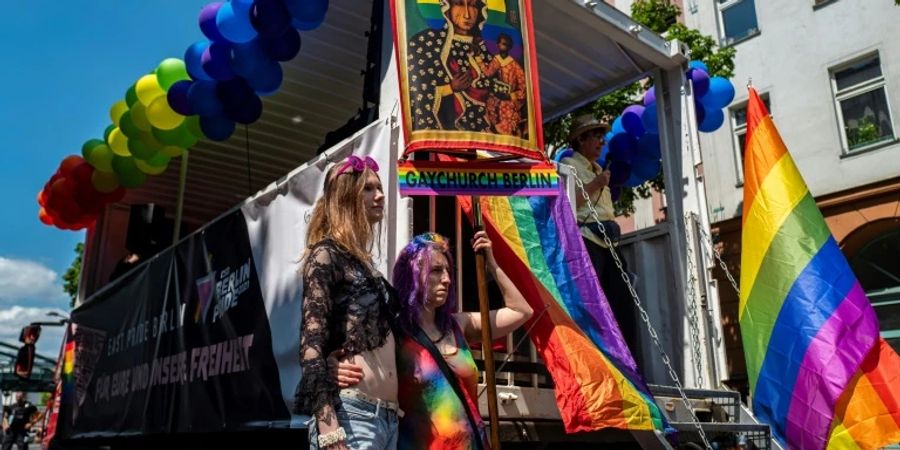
[692, 215, 741, 297]
[560, 163, 713, 450]
[682, 214, 706, 389]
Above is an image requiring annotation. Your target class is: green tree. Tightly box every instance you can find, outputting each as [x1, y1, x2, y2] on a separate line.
[62, 243, 84, 307]
[544, 0, 736, 215]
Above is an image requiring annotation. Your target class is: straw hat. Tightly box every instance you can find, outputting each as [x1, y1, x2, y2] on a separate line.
[568, 114, 610, 141]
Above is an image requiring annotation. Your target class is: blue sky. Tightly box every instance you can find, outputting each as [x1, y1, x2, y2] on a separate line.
[0, 1, 209, 356]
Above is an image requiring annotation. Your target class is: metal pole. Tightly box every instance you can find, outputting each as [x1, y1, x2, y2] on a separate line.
[172, 152, 189, 243]
[472, 196, 501, 450]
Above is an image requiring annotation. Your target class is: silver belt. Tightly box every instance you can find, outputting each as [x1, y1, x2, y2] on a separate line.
[339, 389, 403, 416]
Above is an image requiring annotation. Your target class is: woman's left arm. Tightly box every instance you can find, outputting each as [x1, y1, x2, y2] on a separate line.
[456, 231, 533, 343]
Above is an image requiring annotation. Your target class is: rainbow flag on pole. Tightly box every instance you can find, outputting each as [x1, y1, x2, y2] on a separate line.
[740, 87, 900, 449]
[458, 191, 666, 433]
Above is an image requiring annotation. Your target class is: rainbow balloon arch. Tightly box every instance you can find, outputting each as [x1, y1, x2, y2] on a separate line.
[554, 60, 735, 200]
[38, 0, 329, 230]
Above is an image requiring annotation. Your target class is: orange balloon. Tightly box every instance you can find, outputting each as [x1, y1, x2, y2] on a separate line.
[38, 208, 54, 225]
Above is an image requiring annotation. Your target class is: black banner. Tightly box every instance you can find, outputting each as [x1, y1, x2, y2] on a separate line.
[58, 210, 290, 439]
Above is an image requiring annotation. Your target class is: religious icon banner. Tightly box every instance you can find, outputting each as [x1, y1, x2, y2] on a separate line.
[390, 0, 545, 160]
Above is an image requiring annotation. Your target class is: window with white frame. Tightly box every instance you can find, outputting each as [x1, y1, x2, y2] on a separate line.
[718, 0, 759, 45]
[731, 95, 770, 184]
[831, 54, 896, 153]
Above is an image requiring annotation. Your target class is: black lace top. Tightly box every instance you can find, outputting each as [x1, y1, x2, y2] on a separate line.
[293, 239, 395, 417]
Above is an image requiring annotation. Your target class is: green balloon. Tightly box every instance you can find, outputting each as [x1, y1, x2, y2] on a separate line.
[152, 123, 198, 149]
[88, 144, 115, 173]
[125, 84, 139, 107]
[156, 58, 189, 91]
[103, 124, 116, 141]
[118, 110, 142, 138]
[127, 138, 158, 160]
[146, 151, 171, 167]
[185, 115, 205, 140]
[111, 155, 146, 188]
[81, 139, 105, 160]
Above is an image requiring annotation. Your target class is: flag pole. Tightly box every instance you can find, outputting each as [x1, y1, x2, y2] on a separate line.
[472, 196, 502, 449]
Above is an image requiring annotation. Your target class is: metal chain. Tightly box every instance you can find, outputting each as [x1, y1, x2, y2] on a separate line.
[682, 214, 706, 389]
[560, 163, 713, 450]
[691, 214, 741, 297]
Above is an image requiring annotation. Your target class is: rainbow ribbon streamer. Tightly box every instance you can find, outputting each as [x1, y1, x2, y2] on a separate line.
[459, 191, 665, 433]
[740, 87, 900, 449]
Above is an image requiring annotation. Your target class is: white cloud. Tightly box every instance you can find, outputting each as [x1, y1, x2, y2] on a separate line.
[0, 257, 68, 305]
[0, 306, 68, 358]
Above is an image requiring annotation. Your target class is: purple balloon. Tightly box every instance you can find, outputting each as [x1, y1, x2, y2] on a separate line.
[199, 2, 226, 42]
[167, 80, 194, 116]
[610, 185, 622, 202]
[226, 94, 263, 124]
[608, 133, 637, 163]
[185, 40, 212, 81]
[261, 28, 301, 62]
[251, 0, 291, 38]
[217, 77, 255, 108]
[622, 104, 646, 136]
[688, 68, 710, 97]
[637, 133, 661, 160]
[201, 41, 236, 80]
[609, 159, 632, 186]
[643, 87, 655, 106]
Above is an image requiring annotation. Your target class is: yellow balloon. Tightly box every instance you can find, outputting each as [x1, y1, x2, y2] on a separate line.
[160, 145, 185, 157]
[109, 100, 128, 126]
[135, 158, 169, 175]
[147, 96, 185, 130]
[130, 103, 152, 131]
[135, 74, 165, 106]
[91, 170, 120, 193]
[89, 143, 115, 173]
[107, 128, 131, 156]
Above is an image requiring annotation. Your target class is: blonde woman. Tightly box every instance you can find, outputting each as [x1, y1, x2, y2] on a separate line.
[294, 155, 399, 450]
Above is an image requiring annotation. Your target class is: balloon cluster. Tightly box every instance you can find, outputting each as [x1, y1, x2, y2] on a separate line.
[176, 0, 327, 141]
[37, 156, 126, 230]
[39, 0, 329, 230]
[602, 60, 736, 189]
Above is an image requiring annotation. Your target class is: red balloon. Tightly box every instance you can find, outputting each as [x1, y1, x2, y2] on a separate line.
[102, 187, 127, 204]
[38, 208, 54, 225]
[72, 161, 94, 185]
[59, 155, 85, 175]
[37, 189, 48, 207]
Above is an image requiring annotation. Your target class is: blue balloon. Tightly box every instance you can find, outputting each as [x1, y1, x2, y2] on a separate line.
[201, 41, 236, 81]
[167, 80, 194, 116]
[217, 77, 256, 109]
[216, 1, 258, 44]
[624, 172, 645, 188]
[226, 94, 263, 124]
[642, 102, 658, 133]
[694, 101, 707, 127]
[622, 104, 646, 137]
[637, 133, 661, 160]
[187, 80, 223, 116]
[598, 143, 610, 167]
[608, 133, 637, 163]
[688, 60, 709, 73]
[200, 115, 236, 141]
[604, 131, 614, 144]
[631, 156, 662, 181]
[245, 60, 283, 95]
[231, 39, 272, 78]
[611, 116, 625, 134]
[251, 0, 292, 38]
[698, 107, 725, 132]
[609, 159, 632, 186]
[701, 77, 736, 109]
[285, 0, 328, 30]
[185, 41, 212, 81]
[553, 147, 574, 162]
[260, 28, 302, 62]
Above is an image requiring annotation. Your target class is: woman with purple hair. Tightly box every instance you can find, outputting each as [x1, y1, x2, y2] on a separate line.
[335, 231, 532, 449]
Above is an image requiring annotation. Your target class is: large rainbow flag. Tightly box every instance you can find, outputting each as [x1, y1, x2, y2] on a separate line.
[740, 87, 900, 449]
[458, 190, 666, 433]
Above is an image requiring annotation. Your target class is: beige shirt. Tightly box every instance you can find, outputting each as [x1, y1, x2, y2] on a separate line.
[561, 151, 615, 248]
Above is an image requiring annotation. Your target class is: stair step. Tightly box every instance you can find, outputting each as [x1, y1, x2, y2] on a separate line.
[667, 422, 772, 450]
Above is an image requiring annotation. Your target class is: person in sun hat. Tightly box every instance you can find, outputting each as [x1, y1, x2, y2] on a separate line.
[560, 114, 639, 359]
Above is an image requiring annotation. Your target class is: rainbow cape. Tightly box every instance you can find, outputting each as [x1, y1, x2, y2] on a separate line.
[740, 87, 900, 449]
[458, 191, 666, 433]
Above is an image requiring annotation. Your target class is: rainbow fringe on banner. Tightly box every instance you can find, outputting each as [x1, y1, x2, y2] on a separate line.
[458, 190, 666, 433]
[740, 87, 900, 449]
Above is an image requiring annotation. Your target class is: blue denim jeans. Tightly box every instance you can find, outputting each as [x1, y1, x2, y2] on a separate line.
[307, 392, 399, 450]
